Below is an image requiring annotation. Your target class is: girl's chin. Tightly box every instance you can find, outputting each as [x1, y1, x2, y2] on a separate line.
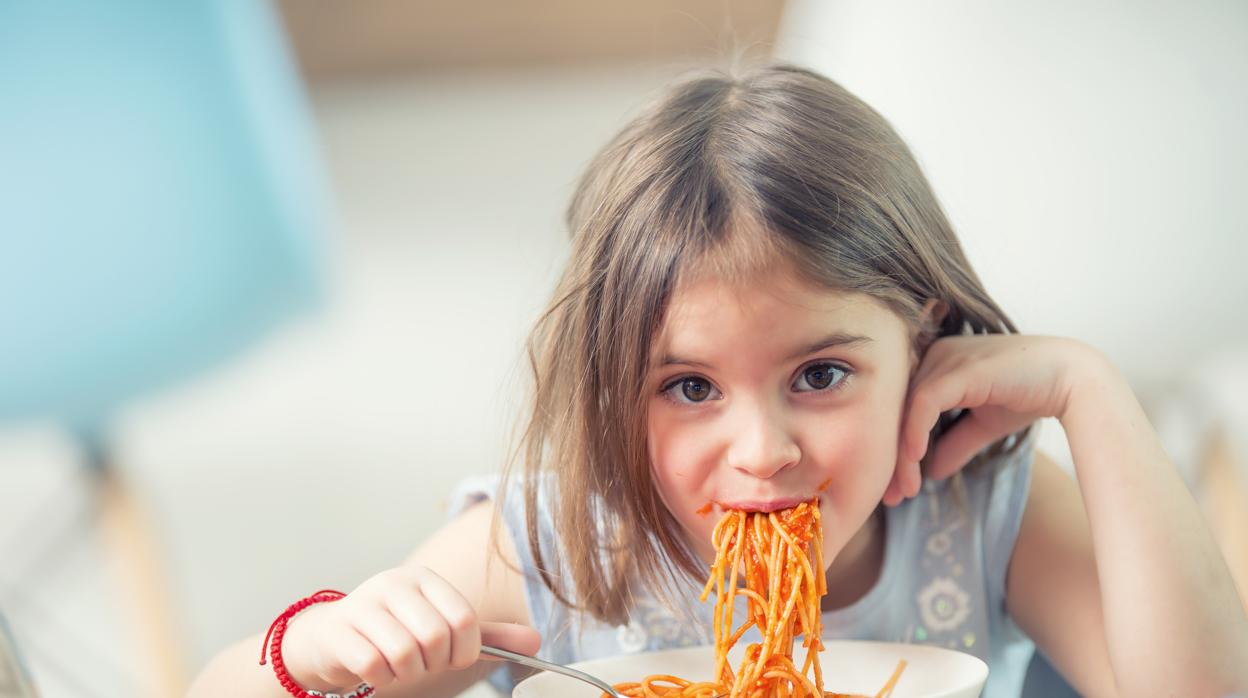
[818, 539, 848, 572]
[673, 522, 718, 566]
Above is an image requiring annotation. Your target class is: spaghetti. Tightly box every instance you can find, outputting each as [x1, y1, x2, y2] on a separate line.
[607, 499, 906, 698]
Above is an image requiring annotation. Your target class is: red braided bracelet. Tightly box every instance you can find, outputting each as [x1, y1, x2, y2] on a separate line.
[259, 589, 375, 698]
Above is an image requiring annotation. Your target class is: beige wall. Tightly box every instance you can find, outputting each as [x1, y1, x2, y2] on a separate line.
[278, 0, 787, 80]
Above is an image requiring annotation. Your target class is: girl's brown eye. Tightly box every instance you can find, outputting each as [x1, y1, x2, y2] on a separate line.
[804, 365, 834, 390]
[793, 362, 850, 392]
[661, 375, 721, 404]
[681, 378, 712, 402]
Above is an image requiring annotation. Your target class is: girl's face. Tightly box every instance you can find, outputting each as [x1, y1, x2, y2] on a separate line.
[646, 265, 920, 571]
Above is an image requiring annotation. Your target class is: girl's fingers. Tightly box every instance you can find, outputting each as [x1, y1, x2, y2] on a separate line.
[415, 571, 481, 670]
[387, 590, 456, 673]
[480, 621, 542, 658]
[334, 624, 398, 688]
[881, 467, 906, 507]
[352, 607, 425, 683]
[928, 406, 1028, 481]
[903, 371, 976, 465]
[901, 387, 939, 466]
[880, 472, 900, 507]
[895, 457, 923, 499]
[926, 410, 994, 480]
[893, 339, 964, 505]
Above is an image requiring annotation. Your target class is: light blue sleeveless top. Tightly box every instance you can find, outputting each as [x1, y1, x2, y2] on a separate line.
[446, 431, 1036, 697]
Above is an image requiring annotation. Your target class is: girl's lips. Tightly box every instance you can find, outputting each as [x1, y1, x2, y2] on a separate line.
[719, 495, 810, 513]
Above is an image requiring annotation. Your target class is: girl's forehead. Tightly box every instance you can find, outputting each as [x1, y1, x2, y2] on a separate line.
[653, 268, 905, 358]
[665, 267, 880, 325]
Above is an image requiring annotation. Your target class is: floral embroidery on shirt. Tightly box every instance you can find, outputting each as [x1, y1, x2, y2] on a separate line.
[925, 531, 952, 556]
[917, 576, 971, 632]
[616, 618, 648, 653]
[617, 594, 709, 651]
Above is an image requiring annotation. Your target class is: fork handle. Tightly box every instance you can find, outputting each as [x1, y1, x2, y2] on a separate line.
[480, 645, 625, 698]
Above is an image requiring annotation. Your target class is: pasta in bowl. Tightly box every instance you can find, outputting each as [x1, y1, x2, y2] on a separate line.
[512, 640, 987, 698]
[518, 501, 984, 697]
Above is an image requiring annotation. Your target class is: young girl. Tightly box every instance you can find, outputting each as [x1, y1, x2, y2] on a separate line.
[189, 62, 1248, 698]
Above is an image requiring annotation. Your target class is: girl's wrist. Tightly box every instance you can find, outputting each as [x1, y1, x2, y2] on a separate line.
[1056, 339, 1122, 426]
[274, 604, 340, 693]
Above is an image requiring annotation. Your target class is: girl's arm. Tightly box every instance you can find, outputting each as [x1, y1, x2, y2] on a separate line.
[1006, 347, 1248, 696]
[186, 626, 502, 698]
[186, 500, 536, 698]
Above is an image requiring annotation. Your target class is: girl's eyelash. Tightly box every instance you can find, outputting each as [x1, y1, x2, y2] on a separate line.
[792, 361, 854, 393]
[658, 361, 854, 405]
[659, 375, 721, 405]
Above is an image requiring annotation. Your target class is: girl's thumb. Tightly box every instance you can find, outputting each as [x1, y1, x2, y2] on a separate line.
[480, 621, 542, 659]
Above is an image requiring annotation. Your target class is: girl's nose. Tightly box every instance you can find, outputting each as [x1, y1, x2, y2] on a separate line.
[724, 405, 801, 479]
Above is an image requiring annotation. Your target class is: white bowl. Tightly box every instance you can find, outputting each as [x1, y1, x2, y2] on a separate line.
[514, 640, 987, 698]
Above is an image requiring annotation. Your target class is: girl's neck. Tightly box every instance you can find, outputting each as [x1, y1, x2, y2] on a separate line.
[820, 506, 887, 612]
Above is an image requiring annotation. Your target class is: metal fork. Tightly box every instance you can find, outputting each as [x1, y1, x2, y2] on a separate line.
[480, 645, 732, 698]
[480, 645, 626, 698]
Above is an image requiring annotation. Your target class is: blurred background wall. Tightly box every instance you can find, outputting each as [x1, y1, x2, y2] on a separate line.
[0, 1, 1244, 697]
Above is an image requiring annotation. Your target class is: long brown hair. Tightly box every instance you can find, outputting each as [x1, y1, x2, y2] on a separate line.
[492, 61, 1035, 629]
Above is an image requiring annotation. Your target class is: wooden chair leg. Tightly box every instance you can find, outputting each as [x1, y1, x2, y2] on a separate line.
[1201, 426, 1248, 609]
[95, 462, 189, 697]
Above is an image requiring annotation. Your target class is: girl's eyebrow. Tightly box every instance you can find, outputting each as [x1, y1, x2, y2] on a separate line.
[785, 331, 874, 361]
[659, 331, 874, 369]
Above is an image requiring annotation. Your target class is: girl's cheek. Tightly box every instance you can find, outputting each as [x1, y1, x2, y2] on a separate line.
[650, 415, 717, 483]
[649, 437, 710, 517]
[800, 403, 896, 475]
[801, 419, 872, 477]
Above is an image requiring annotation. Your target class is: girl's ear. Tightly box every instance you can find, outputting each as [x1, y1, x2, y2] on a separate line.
[919, 298, 949, 330]
[910, 298, 950, 372]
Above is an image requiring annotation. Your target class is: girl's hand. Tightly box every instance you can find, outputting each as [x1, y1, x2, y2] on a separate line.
[883, 334, 1098, 506]
[279, 565, 541, 692]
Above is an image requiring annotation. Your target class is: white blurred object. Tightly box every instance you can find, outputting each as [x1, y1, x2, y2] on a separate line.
[1151, 345, 1248, 490]
[1149, 345, 1248, 606]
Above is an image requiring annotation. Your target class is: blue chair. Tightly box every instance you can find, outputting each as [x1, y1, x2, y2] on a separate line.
[0, 1, 332, 693]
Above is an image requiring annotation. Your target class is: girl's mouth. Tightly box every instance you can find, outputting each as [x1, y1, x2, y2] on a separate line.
[716, 495, 813, 513]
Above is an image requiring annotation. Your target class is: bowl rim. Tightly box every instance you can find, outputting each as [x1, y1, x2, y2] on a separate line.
[513, 639, 989, 698]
